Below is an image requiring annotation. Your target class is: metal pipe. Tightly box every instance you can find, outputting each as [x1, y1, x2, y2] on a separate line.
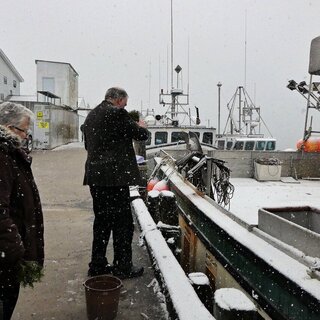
[303, 75, 313, 140]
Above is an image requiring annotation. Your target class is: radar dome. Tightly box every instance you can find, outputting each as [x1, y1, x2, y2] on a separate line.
[144, 115, 156, 125]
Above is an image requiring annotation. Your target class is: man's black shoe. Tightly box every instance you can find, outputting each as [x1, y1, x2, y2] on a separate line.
[87, 264, 113, 277]
[112, 265, 144, 279]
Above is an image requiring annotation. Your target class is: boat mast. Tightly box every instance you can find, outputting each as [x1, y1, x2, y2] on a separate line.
[159, 0, 191, 125]
[171, 0, 174, 91]
[244, 10, 247, 89]
[170, 0, 176, 120]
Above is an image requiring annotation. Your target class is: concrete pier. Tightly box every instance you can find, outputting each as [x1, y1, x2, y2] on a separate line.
[12, 143, 167, 320]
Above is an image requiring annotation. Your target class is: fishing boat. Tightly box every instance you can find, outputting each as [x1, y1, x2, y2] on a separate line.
[213, 85, 276, 151]
[133, 36, 320, 320]
[141, 67, 216, 156]
[147, 143, 320, 319]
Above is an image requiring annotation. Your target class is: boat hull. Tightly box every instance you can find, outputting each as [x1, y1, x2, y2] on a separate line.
[157, 161, 320, 320]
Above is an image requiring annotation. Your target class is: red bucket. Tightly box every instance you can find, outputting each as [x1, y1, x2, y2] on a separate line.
[84, 275, 122, 320]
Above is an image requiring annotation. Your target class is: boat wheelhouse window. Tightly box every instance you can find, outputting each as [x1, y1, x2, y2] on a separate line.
[226, 141, 233, 150]
[245, 141, 255, 150]
[234, 141, 244, 150]
[256, 141, 266, 151]
[191, 131, 200, 138]
[203, 132, 213, 144]
[266, 141, 275, 150]
[155, 132, 168, 145]
[217, 140, 225, 150]
[145, 131, 151, 145]
[171, 131, 188, 143]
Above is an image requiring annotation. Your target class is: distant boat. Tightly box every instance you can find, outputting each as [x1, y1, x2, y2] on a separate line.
[214, 86, 277, 151]
[142, 68, 216, 154]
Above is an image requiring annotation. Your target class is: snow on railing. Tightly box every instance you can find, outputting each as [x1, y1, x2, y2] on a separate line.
[131, 197, 215, 320]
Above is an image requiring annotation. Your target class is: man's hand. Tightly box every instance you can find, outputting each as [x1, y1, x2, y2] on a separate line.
[138, 120, 147, 128]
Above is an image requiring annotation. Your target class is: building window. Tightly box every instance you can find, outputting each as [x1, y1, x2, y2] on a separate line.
[3, 76, 7, 85]
[13, 80, 17, 88]
[0, 93, 4, 101]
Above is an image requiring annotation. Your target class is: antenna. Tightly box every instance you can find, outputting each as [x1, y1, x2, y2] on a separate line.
[167, 45, 169, 93]
[158, 54, 161, 98]
[244, 10, 247, 89]
[188, 37, 190, 96]
[171, 0, 174, 89]
[148, 60, 151, 108]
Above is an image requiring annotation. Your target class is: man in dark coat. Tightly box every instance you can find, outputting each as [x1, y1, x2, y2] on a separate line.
[0, 102, 44, 319]
[82, 87, 149, 279]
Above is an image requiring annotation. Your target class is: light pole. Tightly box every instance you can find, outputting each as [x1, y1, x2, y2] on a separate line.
[217, 82, 222, 136]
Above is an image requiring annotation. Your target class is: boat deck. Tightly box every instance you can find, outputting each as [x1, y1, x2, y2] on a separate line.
[156, 158, 320, 312]
[229, 178, 320, 225]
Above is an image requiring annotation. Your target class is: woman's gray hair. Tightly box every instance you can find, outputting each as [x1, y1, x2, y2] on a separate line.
[0, 102, 34, 126]
[105, 87, 128, 101]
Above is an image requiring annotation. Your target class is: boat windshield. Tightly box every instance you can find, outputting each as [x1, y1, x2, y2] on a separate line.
[155, 132, 168, 145]
[266, 140, 276, 150]
[146, 131, 152, 145]
[172, 131, 188, 143]
[226, 141, 233, 150]
[203, 132, 213, 144]
[234, 141, 245, 150]
[256, 141, 266, 150]
[244, 141, 255, 150]
[216, 140, 225, 150]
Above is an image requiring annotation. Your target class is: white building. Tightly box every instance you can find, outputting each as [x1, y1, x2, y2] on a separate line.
[0, 49, 24, 102]
[35, 60, 78, 109]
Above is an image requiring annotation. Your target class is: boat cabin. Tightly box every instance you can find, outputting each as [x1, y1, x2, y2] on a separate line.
[146, 126, 215, 149]
[214, 137, 276, 151]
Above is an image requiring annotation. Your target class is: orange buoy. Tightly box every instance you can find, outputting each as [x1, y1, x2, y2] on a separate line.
[152, 179, 170, 191]
[297, 137, 320, 152]
[147, 178, 159, 191]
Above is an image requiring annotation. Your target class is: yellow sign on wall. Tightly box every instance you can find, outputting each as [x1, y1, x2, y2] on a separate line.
[38, 121, 49, 129]
[37, 111, 43, 119]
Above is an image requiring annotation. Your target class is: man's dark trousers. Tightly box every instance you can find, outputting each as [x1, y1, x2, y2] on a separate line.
[0, 283, 20, 320]
[89, 186, 134, 272]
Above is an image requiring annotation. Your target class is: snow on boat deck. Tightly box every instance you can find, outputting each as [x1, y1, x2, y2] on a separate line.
[229, 178, 320, 225]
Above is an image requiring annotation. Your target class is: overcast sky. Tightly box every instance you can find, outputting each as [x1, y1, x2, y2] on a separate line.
[2, 0, 320, 149]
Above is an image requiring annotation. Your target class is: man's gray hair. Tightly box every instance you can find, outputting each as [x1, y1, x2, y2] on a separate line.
[105, 87, 128, 101]
[0, 102, 34, 126]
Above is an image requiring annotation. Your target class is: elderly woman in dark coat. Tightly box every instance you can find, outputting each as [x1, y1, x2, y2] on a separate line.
[0, 102, 44, 320]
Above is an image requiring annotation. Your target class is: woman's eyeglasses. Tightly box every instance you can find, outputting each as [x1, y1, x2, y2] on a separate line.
[11, 126, 29, 135]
